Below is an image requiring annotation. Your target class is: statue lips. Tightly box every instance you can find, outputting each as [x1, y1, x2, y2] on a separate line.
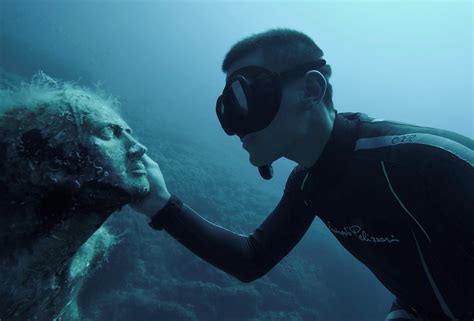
[129, 163, 146, 175]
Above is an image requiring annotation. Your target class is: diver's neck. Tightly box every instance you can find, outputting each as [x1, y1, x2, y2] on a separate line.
[285, 107, 336, 169]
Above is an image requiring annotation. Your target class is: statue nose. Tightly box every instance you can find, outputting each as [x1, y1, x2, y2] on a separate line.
[128, 144, 147, 160]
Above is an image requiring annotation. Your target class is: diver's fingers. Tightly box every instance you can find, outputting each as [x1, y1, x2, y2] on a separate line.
[142, 153, 160, 169]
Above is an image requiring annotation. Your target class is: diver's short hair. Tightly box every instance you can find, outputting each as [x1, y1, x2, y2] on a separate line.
[222, 28, 334, 109]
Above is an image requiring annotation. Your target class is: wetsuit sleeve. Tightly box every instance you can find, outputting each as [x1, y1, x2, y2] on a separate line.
[148, 167, 317, 283]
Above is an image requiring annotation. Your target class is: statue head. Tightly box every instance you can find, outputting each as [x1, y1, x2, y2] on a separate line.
[0, 72, 150, 224]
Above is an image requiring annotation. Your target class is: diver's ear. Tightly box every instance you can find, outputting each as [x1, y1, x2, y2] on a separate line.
[302, 70, 327, 109]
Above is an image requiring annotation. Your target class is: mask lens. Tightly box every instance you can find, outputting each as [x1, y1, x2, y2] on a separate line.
[216, 76, 251, 136]
[215, 95, 234, 135]
[230, 80, 248, 112]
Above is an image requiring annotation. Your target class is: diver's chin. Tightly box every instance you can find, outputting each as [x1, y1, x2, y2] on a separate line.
[249, 155, 268, 168]
[249, 155, 259, 167]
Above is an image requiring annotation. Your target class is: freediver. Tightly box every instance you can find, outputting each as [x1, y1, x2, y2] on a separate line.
[131, 29, 474, 321]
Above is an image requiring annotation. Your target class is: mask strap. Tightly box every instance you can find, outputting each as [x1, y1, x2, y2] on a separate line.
[279, 59, 327, 81]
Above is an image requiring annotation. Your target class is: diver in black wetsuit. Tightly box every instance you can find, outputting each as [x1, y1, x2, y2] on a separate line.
[131, 29, 474, 321]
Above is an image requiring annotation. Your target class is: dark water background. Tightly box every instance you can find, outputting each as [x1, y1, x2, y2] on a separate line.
[0, 1, 472, 320]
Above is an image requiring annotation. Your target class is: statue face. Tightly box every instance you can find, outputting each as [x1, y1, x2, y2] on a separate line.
[0, 91, 151, 213]
[84, 107, 150, 198]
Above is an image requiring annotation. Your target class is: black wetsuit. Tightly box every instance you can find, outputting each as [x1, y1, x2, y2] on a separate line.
[149, 111, 474, 321]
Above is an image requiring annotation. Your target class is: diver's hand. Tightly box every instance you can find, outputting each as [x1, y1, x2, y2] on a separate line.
[130, 154, 171, 218]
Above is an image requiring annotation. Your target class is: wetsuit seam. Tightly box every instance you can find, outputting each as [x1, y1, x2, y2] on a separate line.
[380, 160, 432, 243]
[411, 228, 459, 321]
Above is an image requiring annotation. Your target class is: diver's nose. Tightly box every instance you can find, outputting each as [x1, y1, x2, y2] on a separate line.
[127, 142, 147, 161]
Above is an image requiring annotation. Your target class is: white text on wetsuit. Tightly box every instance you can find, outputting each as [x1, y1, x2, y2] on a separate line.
[327, 221, 400, 244]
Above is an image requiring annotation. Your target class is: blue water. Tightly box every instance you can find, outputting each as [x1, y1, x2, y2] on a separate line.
[0, 1, 471, 320]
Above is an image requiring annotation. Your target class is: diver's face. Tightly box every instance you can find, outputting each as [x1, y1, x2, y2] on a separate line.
[86, 108, 150, 197]
[225, 51, 304, 167]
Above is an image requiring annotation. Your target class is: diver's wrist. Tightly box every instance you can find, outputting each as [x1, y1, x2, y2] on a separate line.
[150, 192, 171, 217]
[140, 192, 170, 218]
[148, 194, 182, 231]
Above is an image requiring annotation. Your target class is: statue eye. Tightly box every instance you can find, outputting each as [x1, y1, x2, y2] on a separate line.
[113, 125, 123, 137]
[96, 124, 124, 140]
[97, 126, 114, 140]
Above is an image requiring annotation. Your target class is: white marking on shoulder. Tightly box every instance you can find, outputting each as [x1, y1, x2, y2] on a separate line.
[355, 133, 473, 167]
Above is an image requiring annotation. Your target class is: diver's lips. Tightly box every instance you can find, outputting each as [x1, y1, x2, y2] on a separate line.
[240, 134, 255, 143]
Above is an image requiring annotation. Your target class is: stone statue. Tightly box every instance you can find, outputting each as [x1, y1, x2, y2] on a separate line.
[0, 72, 150, 320]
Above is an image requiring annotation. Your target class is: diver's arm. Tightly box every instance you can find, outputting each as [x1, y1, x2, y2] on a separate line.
[149, 168, 317, 283]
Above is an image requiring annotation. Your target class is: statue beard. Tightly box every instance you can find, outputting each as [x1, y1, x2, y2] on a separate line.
[35, 180, 132, 234]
